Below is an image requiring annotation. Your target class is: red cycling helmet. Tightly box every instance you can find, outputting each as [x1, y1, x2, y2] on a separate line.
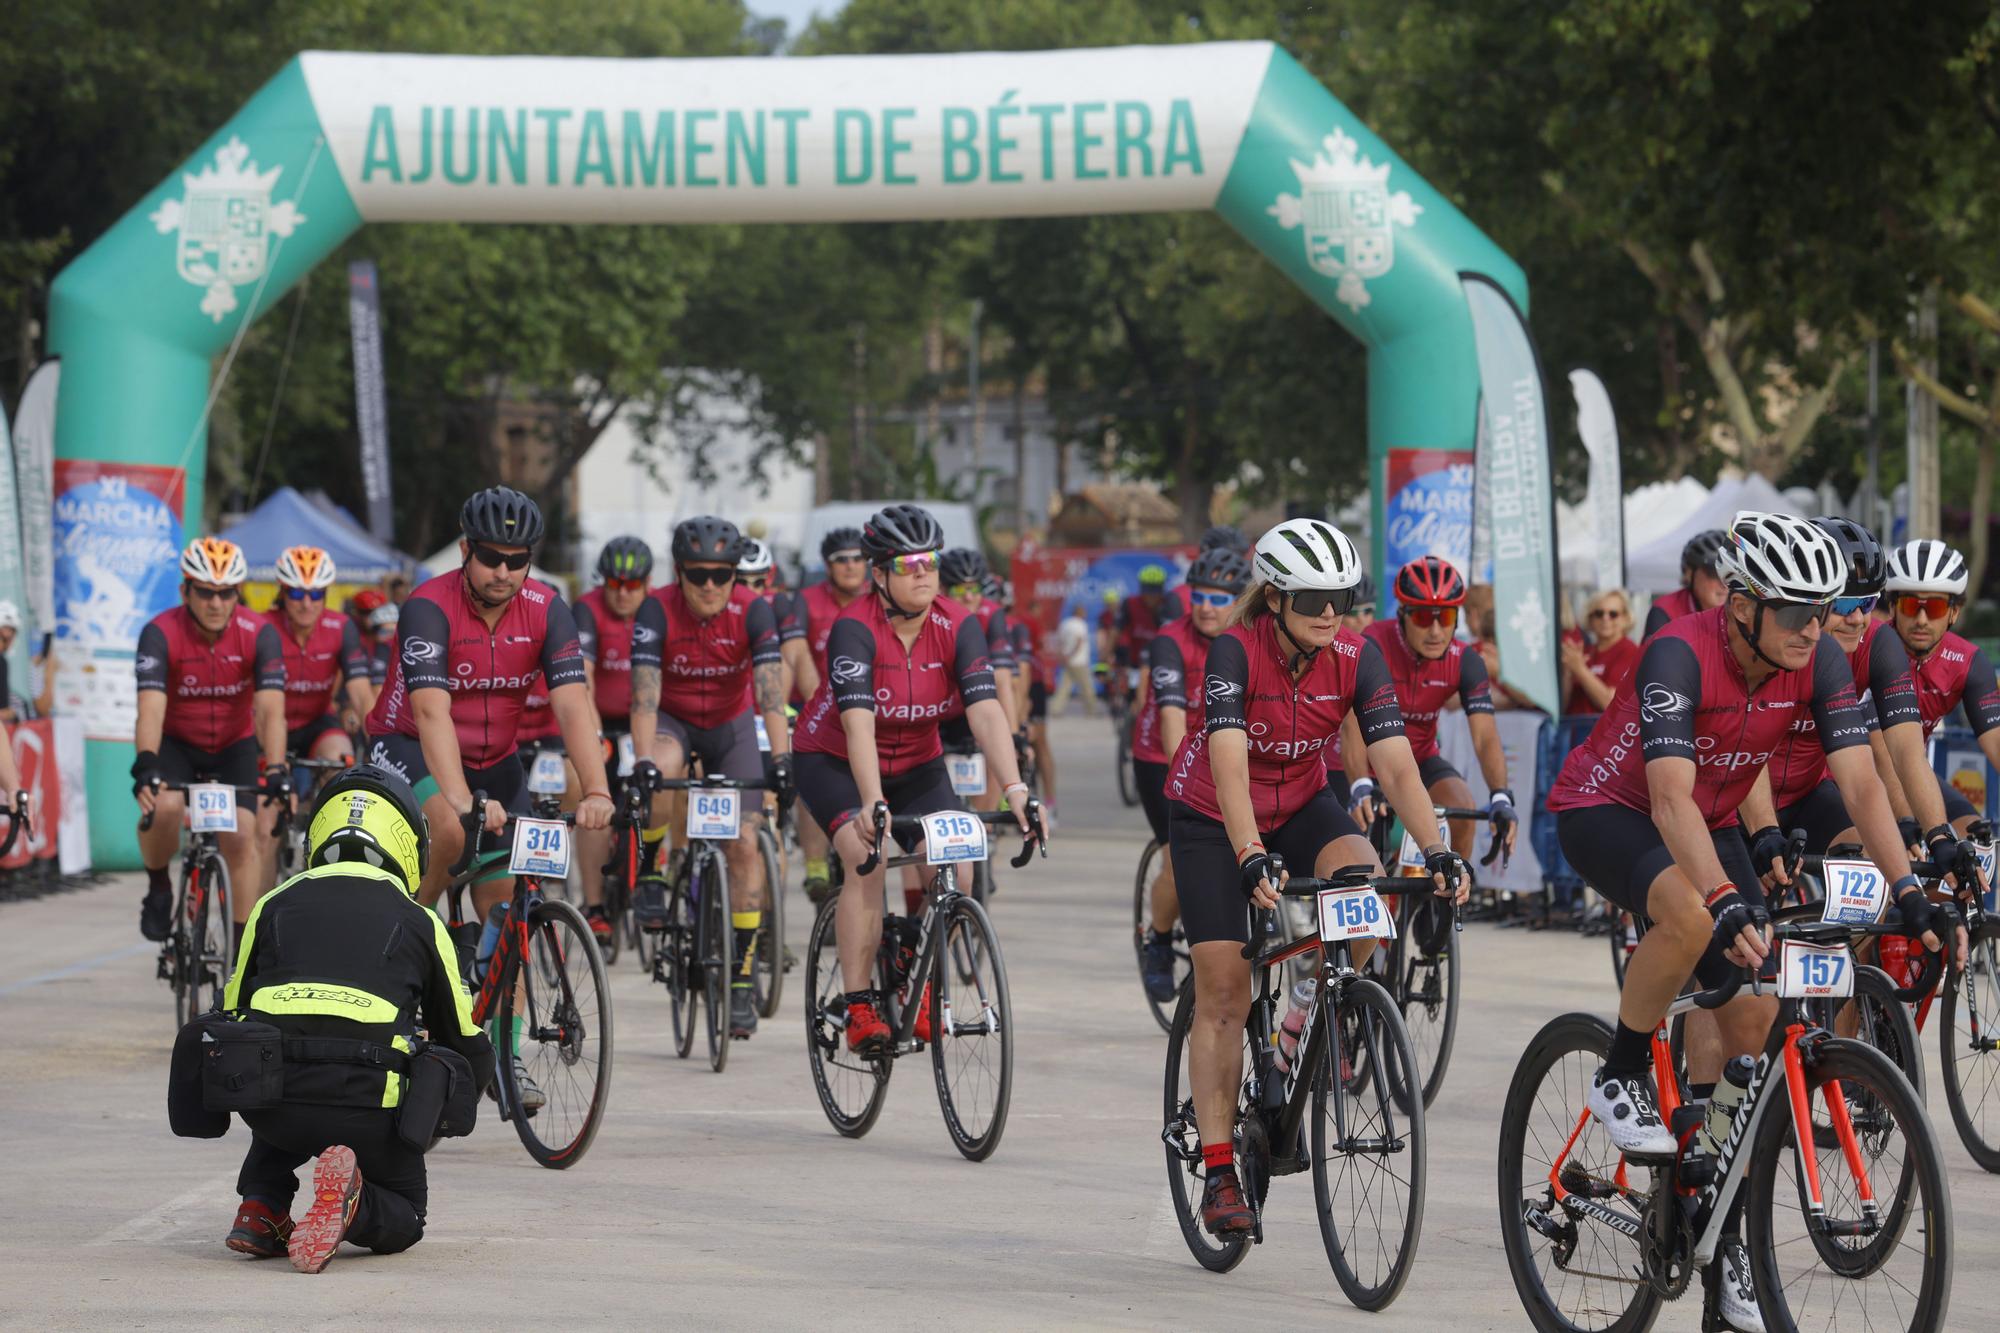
[1393, 555, 1467, 607]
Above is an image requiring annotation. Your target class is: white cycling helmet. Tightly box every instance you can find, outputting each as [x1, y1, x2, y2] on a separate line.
[180, 536, 249, 587]
[0, 601, 19, 631]
[1884, 538, 1969, 597]
[274, 544, 337, 590]
[1253, 519, 1365, 592]
[1717, 511, 1844, 603]
[736, 538, 775, 576]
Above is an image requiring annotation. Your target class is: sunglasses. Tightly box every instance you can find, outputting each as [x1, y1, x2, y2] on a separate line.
[1831, 593, 1879, 617]
[470, 543, 532, 571]
[1895, 594, 1956, 621]
[741, 575, 770, 591]
[187, 584, 239, 602]
[1402, 605, 1458, 630]
[604, 576, 647, 594]
[1587, 607, 1624, 621]
[1189, 589, 1234, 609]
[951, 582, 982, 600]
[827, 551, 866, 566]
[680, 566, 737, 588]
[1289, 587, 1358, 619]
[1760, 598, 1833, 632]
[883, 551, 940, 576]
[283, 587, 326, 603]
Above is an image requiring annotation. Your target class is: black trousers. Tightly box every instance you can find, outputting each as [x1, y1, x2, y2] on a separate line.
[238, 1104, 428, 1254]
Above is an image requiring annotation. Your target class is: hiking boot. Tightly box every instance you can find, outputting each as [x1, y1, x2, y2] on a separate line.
[224, 1199, 293, 1259]
[288, 1147, 362, 1274]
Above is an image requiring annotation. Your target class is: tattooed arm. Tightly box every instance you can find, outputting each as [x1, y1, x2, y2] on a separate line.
[755, 660, 790, 757]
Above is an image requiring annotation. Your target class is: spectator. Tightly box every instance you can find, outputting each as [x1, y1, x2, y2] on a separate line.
[1561, 589, 1639, 714]
[383, 572, 412, 607]
[1053, 606, 1096, 715]
[1463, 584, 1540, 711]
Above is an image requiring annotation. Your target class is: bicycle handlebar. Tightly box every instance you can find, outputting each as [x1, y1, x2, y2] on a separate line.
[1674, 903, 1964, 1011]
[138, 782, 267, 833]
[1240, 858, 1459, 959]
[854, 799, 1047, 875]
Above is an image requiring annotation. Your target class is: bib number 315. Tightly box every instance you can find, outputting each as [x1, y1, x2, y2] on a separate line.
[921, 810, 989, 865]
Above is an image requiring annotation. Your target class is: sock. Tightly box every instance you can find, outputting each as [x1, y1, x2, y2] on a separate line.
[903, 886, 924, 915]
[642, 822, 669, 846]
[1603, 1021, 1654, 1079]
[805, 857, 828, 881]
[732, 911, 761, 985]
[1689, 1081, 1716, 1103]
[146, 865, 171, 896]
[1202, 1142, 1236, 1176]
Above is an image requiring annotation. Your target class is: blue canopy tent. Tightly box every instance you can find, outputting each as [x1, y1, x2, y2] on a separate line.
[220, 485, 413, 583]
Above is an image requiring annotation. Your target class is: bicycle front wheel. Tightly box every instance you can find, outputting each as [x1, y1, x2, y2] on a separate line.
[503, 897, 614, 1169]
[1745, 1037, 1951, 1332]
[700, 852, 731, 1073]
[1313, 976, 1426, 1310]
[664, 877, 698, 1059]
[1940, 924, 2000, 1172]
[755, 824, 786, 1018]
[186, 850, 233, 1022]
[930, 894, 1013, 1161]
[803, 889, 891, 1137]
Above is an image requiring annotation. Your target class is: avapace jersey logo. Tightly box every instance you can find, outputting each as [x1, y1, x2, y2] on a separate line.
[403, 636, 444, 663]
[1640, 683, 1693, 723]
[831, 655, 868, 684]
[1206, 676, 1243, 704]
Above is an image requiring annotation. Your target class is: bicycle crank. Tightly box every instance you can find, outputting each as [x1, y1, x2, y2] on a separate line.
[1640, 1185, 1696, 1300]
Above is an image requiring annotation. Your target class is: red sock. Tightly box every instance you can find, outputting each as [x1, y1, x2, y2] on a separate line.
[903, 886, 924, 915]
[1202, 1142, 1235, 1173]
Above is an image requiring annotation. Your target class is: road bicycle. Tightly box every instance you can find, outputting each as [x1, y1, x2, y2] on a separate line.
[142, 782, 283, 1027]
[441, 795, 612, 1169]
[1130, 835, 1189, 1033]
[1162, 864, 1440, 1310]
[275, 755, 350, 877]
[804, 802, 1044, 1161]
[1499, 913, 1956, 1332]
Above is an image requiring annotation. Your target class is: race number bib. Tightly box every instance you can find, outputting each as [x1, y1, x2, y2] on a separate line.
[1398, 817, 1452, 871]
[754, 714, 772, 754]
[187, 783, 238, 834]
[947, 752, 987, 797]
[1777, 940, 1852, 999]
[616, 733, 636, 778]
[527, 748, 567, 795]
[687, 788, 742, 841]
[921, 810, 989, 865]
[1317, 885, 1397, 942]
[1975, 841, 1996, 911]
[1819, 859, 1889, 926]
[509, 818, 571, 879]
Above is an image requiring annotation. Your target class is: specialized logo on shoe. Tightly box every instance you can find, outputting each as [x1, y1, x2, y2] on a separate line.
[149, 136, 309, 322]
[1266, 128, 1421, 313]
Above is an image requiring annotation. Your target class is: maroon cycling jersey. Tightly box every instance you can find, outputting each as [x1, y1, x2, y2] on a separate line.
[516, 675, 559, 742]
[1010, 620, 1044, 686]
[137, 606, 286, 751]
[573, 587, 667, 722]
[263, 607, 369, 732]
[755, 588, 805, 644]
[652, 583, 782, 730]
[1118, 592, 1181, 660]
[1643, 587, 1700, 640]
[969, 601, 1015, 673]
[793, 594, 996, 777]
[1134, 617, 1217, 765]
[366, 572, 586, 768]
[1905, 628, 2000, 741]
[1361, 619, 1492, 762]
[1547, 607, 1871, 826]
[1167, 616, 1405, 828]
[1768, 620, 1921, 808]
[795, 580, 864, 680]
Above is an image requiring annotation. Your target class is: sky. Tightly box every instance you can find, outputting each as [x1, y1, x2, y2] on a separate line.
[749, 0, 850, 38]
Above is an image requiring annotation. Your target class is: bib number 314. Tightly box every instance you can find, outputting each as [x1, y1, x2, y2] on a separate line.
[509, 818, 571, 879]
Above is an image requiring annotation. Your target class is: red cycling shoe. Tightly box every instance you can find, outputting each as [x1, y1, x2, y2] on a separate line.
[1200, 1172, 1255, 1236]
[844, 1000, 891, 1057]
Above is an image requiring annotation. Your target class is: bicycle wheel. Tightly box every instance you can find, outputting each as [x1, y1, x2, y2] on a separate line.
[1806, 963, 1925, 1104]
[1161, 982, 1256, 1273]
[1608, 907, 1636, 991]
[699, 852, 731, 1073]
[1391, 897, 1459, 1109]
[1497, 1012, 1660, 1333]
[1313, 976, 1426, 1311]
[1940, 923, 2000, 1171]
[755, 824, 786, 1018]
[1116, 716, 1139, 807]
[665, 877, 698, 1060]
[1131, 839, 1189, 1034]
[633, 873, 662, 974]
[803, 890, 891, 1137]
[190, 850, 233, 1020]
[930, 894, 1013, 1161]
[170, 859, 200, 1027]
[502, 897, 614, 1168]
[1744, 1038, 1951, 1332]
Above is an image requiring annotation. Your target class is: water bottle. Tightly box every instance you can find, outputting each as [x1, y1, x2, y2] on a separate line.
[473, 902, 510, 982]
[1695, 1055, 1757, 1161]
[1274, 978, 1317, 1075]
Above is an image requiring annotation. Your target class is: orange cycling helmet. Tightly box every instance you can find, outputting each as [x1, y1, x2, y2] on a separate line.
[180, 536, 248, 587]
[1393, 555, 1466, 607]
[275, 545, 337, 590]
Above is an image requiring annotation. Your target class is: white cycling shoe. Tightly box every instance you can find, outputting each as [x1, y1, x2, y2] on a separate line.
[1586, 1068, 1678, 1156]
[1717, 1236, 1766, 1333]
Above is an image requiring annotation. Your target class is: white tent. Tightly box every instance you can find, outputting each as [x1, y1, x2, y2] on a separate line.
[1625, 474, 1808, 592]
[1558, 477, 1711, 586]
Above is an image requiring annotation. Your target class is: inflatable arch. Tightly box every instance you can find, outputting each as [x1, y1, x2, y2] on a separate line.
[49, 43, 1527, 865]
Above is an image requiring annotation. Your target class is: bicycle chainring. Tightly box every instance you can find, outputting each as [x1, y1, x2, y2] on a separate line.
[1641, 1186, 1695, 1300]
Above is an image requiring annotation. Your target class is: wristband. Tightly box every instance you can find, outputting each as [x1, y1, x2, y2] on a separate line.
[1237, 840, 1266, 863]
[1925, 825, 1955, 850]
[1704, 881, 1739, 908]
[1890, 874, 1922, 898]
[1489, 788, 1515, 807]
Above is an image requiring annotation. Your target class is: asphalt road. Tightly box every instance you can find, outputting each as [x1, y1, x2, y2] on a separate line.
[5, 713, 1995, 1329]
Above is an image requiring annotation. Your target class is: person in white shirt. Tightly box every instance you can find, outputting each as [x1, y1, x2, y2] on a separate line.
[1053, 608, 1096, 716]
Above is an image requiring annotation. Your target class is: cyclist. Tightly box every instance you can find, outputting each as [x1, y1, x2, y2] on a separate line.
[572, 536, 669, 941]
[792, 503, 1040, 1056]
[1338, 571, 1375, 635]
[1135, 546, 1250, 1002]
[267, 546, 372, 770]
[350, 589, 392, 688]
[738, 537, 814, 703]
[1546, 512, 1943, 1333]
[1643, 528, 1729, 638]
[939, 550, 1019, 843]
[652, 515, 792, 1039]
[1174, 525, 1250, 614]
[790, 526, 869, 901]
[1005, 586, 1055, 810]
[1345, 556, 1519, 869]
[134, 537, 289, 945]
[1881, 538, 2000, 837]
[1165, 519, 1466, 1237]
[1117, 562, 1182, 677]
[1095, 588, 1123, 708]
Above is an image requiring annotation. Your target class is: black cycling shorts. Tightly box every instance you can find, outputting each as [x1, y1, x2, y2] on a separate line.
[1168, 785, 1366, 947]
[1135, 759, 1170, 845]
[1557, 803, 1758, 990]
[1418, 753, 1462, 788]
[287, 713, 349, 758]
[366, 731, 529, 815]
[1777, 779, 1855, 855]
[1027, 679, 1048, 722]
[793, 752, 961, 852]
[159, 735, 261, 807]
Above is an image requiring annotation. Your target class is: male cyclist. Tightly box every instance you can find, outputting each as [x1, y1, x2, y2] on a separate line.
[572, 537, 669, 941]
[652, 515, 792, 1039]
[349, 589, 393, 689]
[1643, 529, 1729, 638]
[1117, 562, 1182, 674]
[1547, 512, 1943, 1333]
[1879, 538, 2000, 837]
[790, 527, 869, 901]
[1095, 587, 1123, 707]
[739, 537, 814, 703]
[1346, 556, 1518, 870]
[134, 537, 289, 945]
[939, 550, 1020, 841]
[267, 546, 372, 769]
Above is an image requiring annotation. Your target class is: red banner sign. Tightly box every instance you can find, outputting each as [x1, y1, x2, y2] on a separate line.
[3, 720, 63, 868]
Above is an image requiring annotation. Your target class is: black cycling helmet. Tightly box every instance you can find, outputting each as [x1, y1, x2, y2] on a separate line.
[1199, 523, 1249, 554]
[1813, 516, 1885, 597]
[460, 486, 544, 547]
[820, 526, 866, 562]
[1352, 571, 1376, 607]
[939, 547, 989, 589]
[1682, 528, 1728, 578]
[671, 515, 743, 567]
[307, 763, 428, 893]
[596, 536, 654, 583]
[982, 572, 1006, 605]
[860, 503, 944, 565]
[1187, 547, 1252, 595]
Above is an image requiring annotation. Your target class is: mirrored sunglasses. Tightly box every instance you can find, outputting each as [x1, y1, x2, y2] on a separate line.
[1402, 605, 1457, 630]
[885, 551, 940, 576]
[604, 576, 648, 594]
[1894, 594, 1954, 621]
[1189, 589, 1234, 609]
[1831, 594, 1878, 617]
[1290, 587, 1358, 619]
[283, 587, 327, 602]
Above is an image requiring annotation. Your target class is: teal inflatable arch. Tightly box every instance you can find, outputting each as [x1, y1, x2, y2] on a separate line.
[50, 43, 1525, 866]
